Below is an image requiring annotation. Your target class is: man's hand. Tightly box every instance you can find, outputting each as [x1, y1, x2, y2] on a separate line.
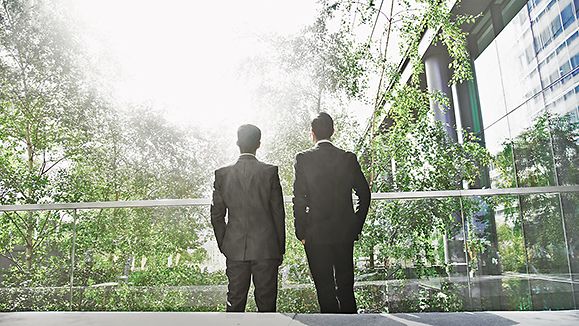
[301, 239, 306, 245]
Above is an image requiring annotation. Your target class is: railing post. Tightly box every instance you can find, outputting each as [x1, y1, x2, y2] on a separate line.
[556, 192, 577, 309]
[515, 194, 534, 308]
[459, 197, 473, 309]
[69, 209, 78, 311]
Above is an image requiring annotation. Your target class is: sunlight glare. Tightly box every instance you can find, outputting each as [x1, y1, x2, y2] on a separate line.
[69, 0, 318, 128]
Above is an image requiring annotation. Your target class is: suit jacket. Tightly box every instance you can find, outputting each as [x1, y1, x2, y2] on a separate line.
[293, 142, 370, 244]
[211, 155, 286, 261]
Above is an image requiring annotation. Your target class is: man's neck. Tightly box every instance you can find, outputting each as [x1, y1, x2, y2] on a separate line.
[239, 152, 256, 157]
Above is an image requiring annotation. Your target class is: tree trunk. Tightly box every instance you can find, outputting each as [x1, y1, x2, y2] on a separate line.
[25, 214, 34, 270]
[25, 126, 35, 271]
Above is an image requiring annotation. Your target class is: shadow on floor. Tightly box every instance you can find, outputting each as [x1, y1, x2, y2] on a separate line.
[293, 314, 407, 326]
[393, 312, 518, 326]
[293, 312, 518, 326]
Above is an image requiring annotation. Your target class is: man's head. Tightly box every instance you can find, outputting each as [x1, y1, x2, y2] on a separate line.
[311, 112, 334, 142]
[237, 124, 261, 154]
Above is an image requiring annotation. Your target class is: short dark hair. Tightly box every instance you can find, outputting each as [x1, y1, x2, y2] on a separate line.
[311, 112, 334, 140]
[237, 124, 261, 152]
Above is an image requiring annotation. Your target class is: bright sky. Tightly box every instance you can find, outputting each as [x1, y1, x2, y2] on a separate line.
[68, 0, 319, 128]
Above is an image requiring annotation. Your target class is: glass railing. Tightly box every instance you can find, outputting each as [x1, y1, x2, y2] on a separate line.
[0, 185, 577, 313]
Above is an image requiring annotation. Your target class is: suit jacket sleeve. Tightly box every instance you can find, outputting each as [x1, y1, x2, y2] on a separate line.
[292, 153, 308, 240]
[270, 166, 286, 256]
[210, 170, 227, 251]
[350, 153, 370, 236]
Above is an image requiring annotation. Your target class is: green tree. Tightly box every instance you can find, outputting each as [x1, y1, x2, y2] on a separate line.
[0, 0, 218, 296]
[0, 0, 106, 272]
[307, 0, 488, 275]
[65, 108, 214, 288]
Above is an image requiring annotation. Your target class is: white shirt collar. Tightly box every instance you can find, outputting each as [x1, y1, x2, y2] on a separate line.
[315, 139, 333, 146]
[239, 153, 256, 158]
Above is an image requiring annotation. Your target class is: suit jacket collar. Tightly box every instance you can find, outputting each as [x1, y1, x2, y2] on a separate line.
[238, 153, 257, 161]
[315, 139, 334, 148]
[235, 154, 257, 192]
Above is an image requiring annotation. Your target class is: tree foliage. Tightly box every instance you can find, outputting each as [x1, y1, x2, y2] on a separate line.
[0, 0, 219, 298]
[305, 0, 491, 275]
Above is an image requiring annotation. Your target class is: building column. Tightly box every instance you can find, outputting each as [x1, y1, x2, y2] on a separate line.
[424, 45, 459, 142]
[425, 45, 479, 308]
[424, 45, 464, 269]
[424, 41, 506, 308]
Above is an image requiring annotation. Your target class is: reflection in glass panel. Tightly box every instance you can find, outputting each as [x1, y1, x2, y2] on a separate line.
[474, 42, 508, 130]
[354, 199, 469, 313]
[472, 195, 532, 311]
[507, 99, 546, 140]
[511, 112, 558, 187]
[0, 210, 73, 311]
[549, 112, 579, 185]
[72, 206, 226, 311]
[486, 119, 516, 189]
[461, 196, 500, 311]
[520, 194, 574, 310]
[534, 0, 579, 115]
[494, 7, 541, 111]
[561, 193, 579, 305]
[474, 0, 579, 191]
[466, 189, 577, 312]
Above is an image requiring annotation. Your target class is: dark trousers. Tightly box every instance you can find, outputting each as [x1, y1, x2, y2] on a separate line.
[225, 259, 280, 312]
[305, 241, 357, 313]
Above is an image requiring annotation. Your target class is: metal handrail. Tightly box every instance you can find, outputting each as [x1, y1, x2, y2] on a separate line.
[0, 185, 577, 212]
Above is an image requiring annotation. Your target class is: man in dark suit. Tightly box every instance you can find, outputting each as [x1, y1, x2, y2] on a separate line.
[211, 124, 285, 312]
[293, 112, 370, 313]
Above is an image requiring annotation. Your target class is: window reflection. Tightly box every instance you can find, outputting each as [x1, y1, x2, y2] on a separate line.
[471, 0, 578, 311]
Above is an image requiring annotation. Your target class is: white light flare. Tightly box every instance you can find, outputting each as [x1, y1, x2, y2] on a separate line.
[67, 0, 318, 128]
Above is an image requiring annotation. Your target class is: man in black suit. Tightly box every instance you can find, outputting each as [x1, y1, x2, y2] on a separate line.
[211, 124, 285, 312]
[293, 112, 370, 313]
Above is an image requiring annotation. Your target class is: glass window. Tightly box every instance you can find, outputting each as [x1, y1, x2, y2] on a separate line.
[484, 119, 514, 187]
[521, 194, 574, 310]
[556, 42, 566, 55]
[561, 61, 573, 83]
[496, 19, 542, 111]
[526, 45, 536, 63]
[511, 110, 558, 187]
[567, 30, 579, 45]
[470, 0, 579, 311]
[534, 36, 543, 51]
[561, 193, 579, 305]
[549, 70, 560, 84]
[550, 15, 563, 39]
[560, 61, 572, 74]
[472, 195, 531, 311]
[550, 112, 579, 184]
[561, 3, 576, 29]
[540, 25, 553, 48]
[474, 0, 578, 185]
[475, 42, 509, 129]
[571, 53, 579, 69]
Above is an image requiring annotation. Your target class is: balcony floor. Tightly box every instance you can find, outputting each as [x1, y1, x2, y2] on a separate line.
[1, 310, 578, 326]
